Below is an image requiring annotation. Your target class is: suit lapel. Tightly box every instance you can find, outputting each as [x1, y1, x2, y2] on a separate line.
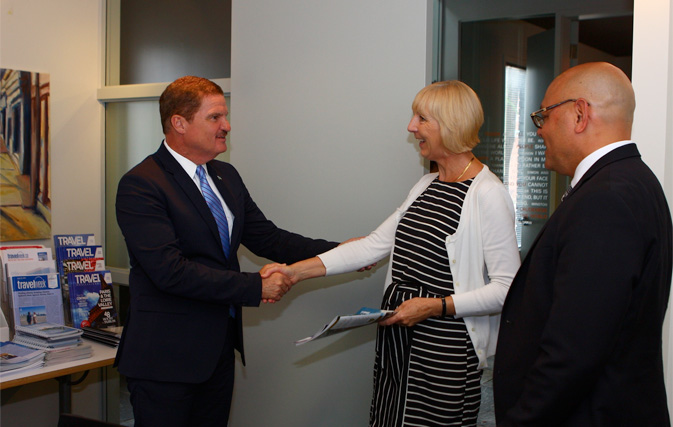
[153, 144, 223, 250]
[518, 143, 640, 267]
[567, 143, 639, 199]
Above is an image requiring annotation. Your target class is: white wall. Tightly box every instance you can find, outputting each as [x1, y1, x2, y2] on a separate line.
[0, 0, 107, 425]
[228, 1, 430, 425]
[632, 0, 673, 415]
[0, 0, 105, 241]
[633, 0, 673, 182]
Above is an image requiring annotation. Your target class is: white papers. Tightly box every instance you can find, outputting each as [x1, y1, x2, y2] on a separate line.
[0, 341, 46, 375]
[0, 358, 45, 377]
[295, 307, 394, 346]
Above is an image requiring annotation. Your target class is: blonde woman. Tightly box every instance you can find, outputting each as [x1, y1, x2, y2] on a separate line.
[265, 81, 520, 426]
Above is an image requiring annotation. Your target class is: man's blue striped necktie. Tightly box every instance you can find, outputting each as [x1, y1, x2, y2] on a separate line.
[196, 165, 231, 259]
[197, 165, 236, 318]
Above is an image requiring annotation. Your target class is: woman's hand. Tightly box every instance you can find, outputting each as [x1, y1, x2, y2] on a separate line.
[260, 263, 295, 281]
[379, 296, 454, 327]
[258, 257, 328, 303]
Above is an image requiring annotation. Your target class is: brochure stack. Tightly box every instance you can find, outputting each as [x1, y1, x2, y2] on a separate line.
[12, 322, 92, 366]
[14, 322, 83, 347]
[0, 340, 45, 377]
[81, 325, 122, 347]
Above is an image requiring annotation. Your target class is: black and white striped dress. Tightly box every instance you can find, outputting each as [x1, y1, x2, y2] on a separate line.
[370, 177, 481, 427]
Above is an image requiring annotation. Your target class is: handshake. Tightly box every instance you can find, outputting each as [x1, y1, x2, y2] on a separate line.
[257, 237, 376, 304]
[258, 263, 298, 303]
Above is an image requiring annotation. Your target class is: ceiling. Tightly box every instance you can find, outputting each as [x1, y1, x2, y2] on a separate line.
[525, 15, 633, 57]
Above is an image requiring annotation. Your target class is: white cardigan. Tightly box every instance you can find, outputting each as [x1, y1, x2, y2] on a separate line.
[318, 166, 521, 368]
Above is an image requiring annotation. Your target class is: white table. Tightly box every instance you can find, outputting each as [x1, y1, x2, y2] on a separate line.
[0, 339, 118, 413]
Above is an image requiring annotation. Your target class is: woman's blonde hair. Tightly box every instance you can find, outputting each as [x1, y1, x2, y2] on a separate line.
[411, 80, 484, 154]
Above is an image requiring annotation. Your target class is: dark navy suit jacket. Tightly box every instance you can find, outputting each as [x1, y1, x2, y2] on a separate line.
[494, 144, 672, 426]
[114, 143, 337, 383]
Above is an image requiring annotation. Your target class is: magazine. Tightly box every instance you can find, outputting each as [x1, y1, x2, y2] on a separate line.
[0, 358, 45, 377]
[13, 333, 82, 349]
[67, 271, 119, 330]
[8, 271, 63, 331]
[55, 245, 104, 263]
[15, 322, 83, 340]
[43, 342, 93, 366]
[0, 246, 52, 327]
[5, 259, 55, 276]
[55, 246, 105, 287]
[0, 341, 45, 366]
[53, 244, 104, 326]
[295, 307, 395, 345]
[53, 234, 96, 248]
[61, 258, 106, 275]
[82, 325, 123, 347]
[0, 246, 51, 265]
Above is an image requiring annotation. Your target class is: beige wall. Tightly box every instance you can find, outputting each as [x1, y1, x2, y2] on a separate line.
[0, 0, 107, 424]
[0, 0, 106, 242]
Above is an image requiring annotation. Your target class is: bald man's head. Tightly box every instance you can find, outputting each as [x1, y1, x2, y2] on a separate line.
[549, 62, 635, 130]
[537, 62, 635, 177]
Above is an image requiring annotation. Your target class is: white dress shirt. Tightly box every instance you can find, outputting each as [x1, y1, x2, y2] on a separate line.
[164, 140, 234, 237]
[571, 140, 634, 187]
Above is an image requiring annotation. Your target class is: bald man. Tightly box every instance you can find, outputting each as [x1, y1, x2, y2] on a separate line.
[493, 62, 672, 426]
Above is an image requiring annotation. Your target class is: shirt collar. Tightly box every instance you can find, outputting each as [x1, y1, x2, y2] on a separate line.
[164, 140, 200, 179]
[571, 140, 633, 187]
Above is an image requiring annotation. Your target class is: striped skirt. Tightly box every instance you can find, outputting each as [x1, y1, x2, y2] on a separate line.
[370, 282, 482, 427]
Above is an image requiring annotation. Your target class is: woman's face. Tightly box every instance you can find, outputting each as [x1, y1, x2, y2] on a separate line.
[407, 112, 445, 161]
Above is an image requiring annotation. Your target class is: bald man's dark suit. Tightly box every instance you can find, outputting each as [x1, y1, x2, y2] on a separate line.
[114, 143, 336, 419]
[494, 144, 672, 426]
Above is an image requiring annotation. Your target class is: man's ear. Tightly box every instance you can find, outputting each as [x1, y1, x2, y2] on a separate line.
[574, 99, 590, 133]
[171, 115, 187, 134]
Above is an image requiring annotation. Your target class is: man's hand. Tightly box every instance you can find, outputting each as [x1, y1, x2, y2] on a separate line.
[260, 263, 297, 304]
[260, 263, 297, 284]
[261, 271, 293, 303]
[259, 258, 327, 303]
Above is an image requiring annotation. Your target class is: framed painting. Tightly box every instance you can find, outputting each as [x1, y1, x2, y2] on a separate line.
[0, 69, 51, 241]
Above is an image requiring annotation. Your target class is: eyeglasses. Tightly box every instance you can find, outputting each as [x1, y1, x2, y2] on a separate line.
[530, 99, 577, 129]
